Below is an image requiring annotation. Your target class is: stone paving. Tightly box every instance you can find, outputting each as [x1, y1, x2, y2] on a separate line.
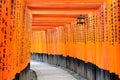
[30, 60, 77, 80]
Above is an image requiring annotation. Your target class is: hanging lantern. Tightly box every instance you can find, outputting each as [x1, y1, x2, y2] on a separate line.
[77, 15, 85, 25]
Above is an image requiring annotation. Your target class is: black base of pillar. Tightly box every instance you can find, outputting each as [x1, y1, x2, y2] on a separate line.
[14, 63, 30, 80]
[31, 53, 120, 80]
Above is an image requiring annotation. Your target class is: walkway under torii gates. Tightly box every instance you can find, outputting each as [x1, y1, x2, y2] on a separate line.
[0, 0, 120, 80]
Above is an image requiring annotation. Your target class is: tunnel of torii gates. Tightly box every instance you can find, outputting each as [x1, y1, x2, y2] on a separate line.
[0, 0, 120, 80]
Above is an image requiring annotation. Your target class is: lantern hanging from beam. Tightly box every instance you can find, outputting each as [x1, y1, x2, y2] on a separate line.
[77, 15, 85, 25]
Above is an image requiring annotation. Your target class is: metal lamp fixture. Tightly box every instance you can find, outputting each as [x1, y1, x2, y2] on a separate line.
[77, 15, 85, 25]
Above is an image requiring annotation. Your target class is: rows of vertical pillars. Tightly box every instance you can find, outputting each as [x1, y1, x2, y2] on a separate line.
[31, 53, 120, 80]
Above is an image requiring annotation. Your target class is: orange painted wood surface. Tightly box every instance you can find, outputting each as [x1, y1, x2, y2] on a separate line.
[30, 0, 120, 78]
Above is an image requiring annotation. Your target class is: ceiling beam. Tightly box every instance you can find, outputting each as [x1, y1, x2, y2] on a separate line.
[32, 18, 76, 21]
[32, 26, 63, 31]
[26, 0, 106, 4]
[31, 10, 93, 15]
[29, 8, 98, 11]
[32, 20, 75, 23]
[32, 22, 66, 26]
[32, 14, 87, 18]
[32, 28, 54, 31]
